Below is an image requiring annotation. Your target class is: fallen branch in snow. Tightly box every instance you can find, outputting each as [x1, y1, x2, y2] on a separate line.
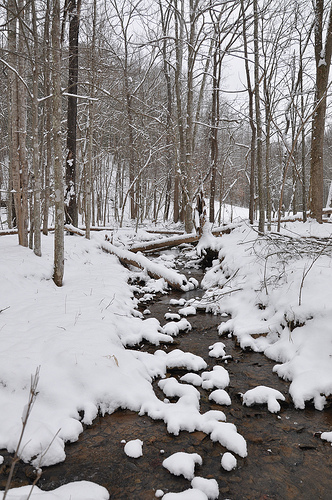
[129, 223, 236, 254]
[129, 232, 199, 253]
[64, 224, 85, 236]
[101, 239, 193, 291]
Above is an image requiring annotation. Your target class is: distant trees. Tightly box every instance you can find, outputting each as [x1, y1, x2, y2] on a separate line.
[2, 0, 332, 273]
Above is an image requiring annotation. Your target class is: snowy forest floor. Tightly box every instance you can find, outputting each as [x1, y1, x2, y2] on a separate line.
[1, 214, 332, 499]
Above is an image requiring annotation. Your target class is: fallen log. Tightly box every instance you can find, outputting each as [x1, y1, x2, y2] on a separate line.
[129, 223, 237, 253]
[101, 239, 195, 291]
[129, 232, 198, 253]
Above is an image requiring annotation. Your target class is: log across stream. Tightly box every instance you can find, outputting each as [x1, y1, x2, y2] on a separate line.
[1, 267, 332, 499]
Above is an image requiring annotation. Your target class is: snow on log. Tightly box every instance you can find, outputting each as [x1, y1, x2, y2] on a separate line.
[129, 223, 237, 254]
[101, 240, 195, 291]
[129, 232, 198, 253]
[64, 223, 85, 236]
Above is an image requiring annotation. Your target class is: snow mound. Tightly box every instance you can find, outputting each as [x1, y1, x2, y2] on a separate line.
[208, 342, 226, 358]
[191, 477, 219, 499]
[0, 481, 109, 499]
[162, 452, 203, 480]
[321, 431, 332, 443]
[201, 366, 230, 390]
[221, 452, 237, 471]
[180, 373, 203, 386]
[165, 312, 181, 321]
[178, 305, 197, 317]
[162, 318, 192, 337]
[209, 389, 231, 406]
[124, 439, 143, 458]
[242, 385, 285, 413]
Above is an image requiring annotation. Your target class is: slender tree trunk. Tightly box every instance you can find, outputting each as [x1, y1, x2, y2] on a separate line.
[310, 1, 332, 222]
[253, 0, 265, 233]
[43, 0, 52, 235]
[52, 0, 64, 286]
[241, 0, 256, 225]
[209, 34, 221, 224]
[65, 0, 81, 227]
[86, 0, 97, 240]
[32, 0, 41, 256]
[17, 0, 29, 246]
[7, 0, 18, 231]
[174, 0, 185, 224]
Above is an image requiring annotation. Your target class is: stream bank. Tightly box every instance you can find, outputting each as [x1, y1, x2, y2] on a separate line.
[1, 262, 332, 499]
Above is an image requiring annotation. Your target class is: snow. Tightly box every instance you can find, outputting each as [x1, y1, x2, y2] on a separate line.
[124, 439, 143, 458]
[200, 221, 332, 415]
[191, 477, 219, 499]
[178, 305, 197, 316]
[208, 342, 226, 358]
[165, 312, 181, 321]
[0, 481, 109, 499]
[321, 431, 332, 443]
[162, 452, 202, 480]
[209, 389, 232, 406]
[201, 366, 230, 390]
[162, 318, 192, 336]
[2, 215, 332, 496]
[180, 373, 203, 386]
[221, 452, 237, 471]
[242, 386, 285, 413]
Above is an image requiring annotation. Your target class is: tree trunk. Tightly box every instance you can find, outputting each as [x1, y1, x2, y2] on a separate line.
[86, 0, 97, 240]
[241, 0, 256, 225]
[65, 0, 81, 227]
[309, 1, 332, 222]
[43, 0, 52, 235]
[253, 0, 265, 233]
[52, 0, 64, 287]
[32, 0, 41, 256]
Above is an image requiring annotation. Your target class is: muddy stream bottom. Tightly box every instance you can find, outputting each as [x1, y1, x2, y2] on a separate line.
[1, 270, 332, 499]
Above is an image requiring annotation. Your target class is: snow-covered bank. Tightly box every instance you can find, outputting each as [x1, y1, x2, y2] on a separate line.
[200, 220, 332, 412]
[0, 229, 244, 498]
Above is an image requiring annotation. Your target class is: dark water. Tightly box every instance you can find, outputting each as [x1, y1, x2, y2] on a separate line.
[1, 271, 332, 499]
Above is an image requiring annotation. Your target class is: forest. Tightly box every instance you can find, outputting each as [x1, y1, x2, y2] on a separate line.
[2, 2, 332, 498]
[1, 0, 332, 281]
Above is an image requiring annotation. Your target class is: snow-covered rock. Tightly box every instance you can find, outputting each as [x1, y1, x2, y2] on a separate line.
[124, 439, 143, 458]
[242, 385, 285, 413]
[162, 452, 203, 480]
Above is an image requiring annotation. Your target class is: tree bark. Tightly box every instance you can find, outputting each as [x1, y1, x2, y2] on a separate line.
[309, 1, 332, 222]
[241, 0, 256, 226]
[52, 0, 65, 287]
[65, 0, 81, 227]
[31, 0, 41, 256]
[253, 0, 265, 233]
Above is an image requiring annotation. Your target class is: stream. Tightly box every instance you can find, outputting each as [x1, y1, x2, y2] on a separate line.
[1, 259, 332, 499]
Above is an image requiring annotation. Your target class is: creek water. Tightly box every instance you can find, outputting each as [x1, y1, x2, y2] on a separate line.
[1, 264, 332, 499]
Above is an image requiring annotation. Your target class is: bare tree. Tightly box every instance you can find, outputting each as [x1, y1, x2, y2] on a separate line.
[309, 0, 332, 222]
[64, 0, 81, 227]
[53, 0, 65, 287]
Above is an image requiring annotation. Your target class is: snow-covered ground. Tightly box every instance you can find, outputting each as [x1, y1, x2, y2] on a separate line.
[1, 208, 332, 499]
